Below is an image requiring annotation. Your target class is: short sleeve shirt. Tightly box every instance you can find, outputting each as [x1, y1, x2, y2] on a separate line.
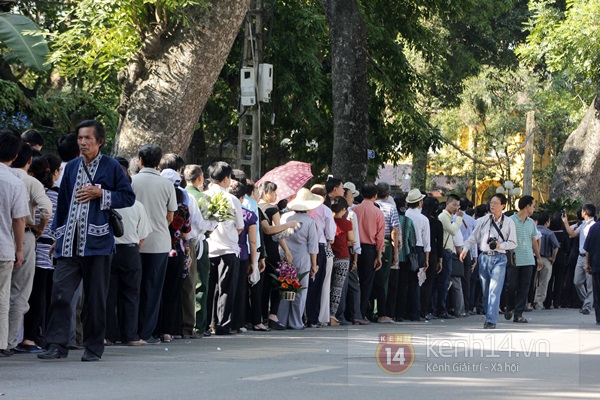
[132, 168, 178, 253]
[331, 217, 353, 259]
[0, 164, 30, 261]
[510, 214, 538, 266]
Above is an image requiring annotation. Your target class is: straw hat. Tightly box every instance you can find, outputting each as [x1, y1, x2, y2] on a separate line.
[343, 182, 359, 197]
[287, 188, 324, 211]
[406, 188, 425, 204]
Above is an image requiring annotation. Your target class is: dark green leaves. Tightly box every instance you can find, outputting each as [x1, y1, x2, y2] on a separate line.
[0, 13, 49, 70]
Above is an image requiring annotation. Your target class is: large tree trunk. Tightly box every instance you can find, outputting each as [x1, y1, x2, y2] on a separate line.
[324, 0, 369, 183]
[551, 97, 600, 204]
[114, 0, 250, 158]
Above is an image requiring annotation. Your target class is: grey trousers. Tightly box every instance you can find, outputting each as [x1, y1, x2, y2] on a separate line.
[8, 231, 35, 349]
[534, 257, 553, 306]
[277, 268, 310, 329]
[0, 261, 13, 350]
[574, 255, 593, 312]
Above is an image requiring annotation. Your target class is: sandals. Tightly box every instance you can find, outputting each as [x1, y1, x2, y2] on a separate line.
[253, 324, 270, 332]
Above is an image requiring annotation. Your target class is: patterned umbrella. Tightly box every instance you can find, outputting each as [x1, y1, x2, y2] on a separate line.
[256, 161, 313, 200]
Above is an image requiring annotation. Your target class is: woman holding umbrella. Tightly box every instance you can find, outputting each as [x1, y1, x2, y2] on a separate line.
[258, 181, 299, 330]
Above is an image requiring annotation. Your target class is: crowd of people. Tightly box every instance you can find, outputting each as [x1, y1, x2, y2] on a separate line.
[1, 120, 599, 362]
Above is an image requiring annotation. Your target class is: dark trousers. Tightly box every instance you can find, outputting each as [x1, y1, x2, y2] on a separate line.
[306, 244, 326, 325]
[386, 267, 401, 320]
[420, 256, 437, 317]
[544, 260, 567, 309]
[233, 259, 249, 330]
[371, 240, 392, 318]
[461, 255, 472, 312]
[261, 255, 281, 318]
[593, 272, 600, 323]
[207, 253, 239, 333]
[195, 240, 210, 332]
[180, 239, 198, 336]
[470, 261, 483, 313]
[155, 253, 184, 336]
[358, 243, 378, 319]
[46, 255, 111, 357]
[248, 269, 265, 325]
[435, 250, 453, 315]
[106, 244, 142, 343]
[24, 268, 53, 345]
[399, 258, 421, 320]
[338, 268, 362, 322]
[505, 265, 534, 318]
[138, 252, 168, 340]
[527, 260, 537, 304]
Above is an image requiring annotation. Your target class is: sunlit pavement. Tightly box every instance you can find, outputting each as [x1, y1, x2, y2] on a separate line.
[1, 308, 598, 399]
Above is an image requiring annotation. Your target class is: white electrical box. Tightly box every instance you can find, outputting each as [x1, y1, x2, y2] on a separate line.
[240, 67, 256, 106]
[258, 63, 273, 103]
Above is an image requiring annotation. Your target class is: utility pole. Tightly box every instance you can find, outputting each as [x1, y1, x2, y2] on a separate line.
[523, 111, 535, 196]
[237, 0, 263, 181]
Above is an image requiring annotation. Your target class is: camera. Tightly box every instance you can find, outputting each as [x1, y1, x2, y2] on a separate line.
[487, 237, 498, 250]
[561, 208, 567, 217]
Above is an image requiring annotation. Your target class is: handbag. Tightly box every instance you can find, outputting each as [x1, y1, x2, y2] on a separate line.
[408, 247, 419, 272]
[451, 253, 464, 277]
[81, 159, 125, 238]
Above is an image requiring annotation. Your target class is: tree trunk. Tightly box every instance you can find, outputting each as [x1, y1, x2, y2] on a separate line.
[411, 147, 428, 191]
[114, 0, 251, 158]
[324, 0, 369, 183]
[551, 97, 600, 204]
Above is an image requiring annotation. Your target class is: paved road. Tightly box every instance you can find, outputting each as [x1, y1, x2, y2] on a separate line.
[1, 308, 599, 400]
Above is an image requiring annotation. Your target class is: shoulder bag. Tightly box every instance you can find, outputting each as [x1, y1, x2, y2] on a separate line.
[81, 159, 125, 238]
[490, 216, 516, 267]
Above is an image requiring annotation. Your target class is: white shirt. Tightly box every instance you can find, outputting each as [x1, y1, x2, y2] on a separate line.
[115, 200, 152, 245]
[205, 183, 245, 257]
[308, 204, 336, 244]
[347, 208, 361, 255]
[405, 207, 431, 252]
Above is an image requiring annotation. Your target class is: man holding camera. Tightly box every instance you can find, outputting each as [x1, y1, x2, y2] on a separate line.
[505, 195, 543, 323]
[460, 194, 517, 329]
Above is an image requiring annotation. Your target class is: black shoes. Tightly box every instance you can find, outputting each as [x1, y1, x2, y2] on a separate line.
[37, 346, 67, 360]
[504, 309, 513, 320]
[268, 319, 286, 330]
[437, 313, 456, 320]
[81, 350, 100, 362]
[582, 309, 591, 315]
[514, 317, 528, 323]
[483, 322, 496, 329]
[0, 349, 13, 357]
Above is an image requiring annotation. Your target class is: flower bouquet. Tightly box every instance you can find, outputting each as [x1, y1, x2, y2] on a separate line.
[269, 260, 309, 301]
[198, 191, 234, 222]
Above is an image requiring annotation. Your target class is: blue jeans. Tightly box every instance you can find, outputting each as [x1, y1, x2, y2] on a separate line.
[478, 253, 507, 325]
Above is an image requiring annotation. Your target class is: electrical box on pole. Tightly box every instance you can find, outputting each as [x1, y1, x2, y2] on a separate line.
[240, 67, 256, 106]
[258, 63, 273, 103]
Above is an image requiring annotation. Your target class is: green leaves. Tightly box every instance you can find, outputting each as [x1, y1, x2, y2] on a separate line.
[0, 13, 50, 71]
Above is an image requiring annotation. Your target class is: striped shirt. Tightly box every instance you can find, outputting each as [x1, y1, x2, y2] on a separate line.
[35, 188, 59, 270]
[375, 199, 400, 239]
[510, 214, 537, 267]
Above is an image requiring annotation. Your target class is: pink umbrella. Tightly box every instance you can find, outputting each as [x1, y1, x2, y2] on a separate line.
[256, 161, 313, 200]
